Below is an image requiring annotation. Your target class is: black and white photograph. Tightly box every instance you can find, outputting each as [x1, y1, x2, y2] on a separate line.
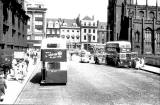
[0, 0, 160, 104]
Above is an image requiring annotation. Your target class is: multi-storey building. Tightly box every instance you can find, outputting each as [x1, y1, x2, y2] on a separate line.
[46, 16, 107, 51]
[78, 16, 98, 50]
[107, 0, 160, 56]
[26, 3, 47, 49]
[46, 18, 81, 49]
[46, 18, 61, 38]
[0, 0, 29, 64]
[97, 22, 107, 44]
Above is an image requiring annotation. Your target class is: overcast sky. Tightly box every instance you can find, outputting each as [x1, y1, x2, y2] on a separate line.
[27, 0, 160, 22]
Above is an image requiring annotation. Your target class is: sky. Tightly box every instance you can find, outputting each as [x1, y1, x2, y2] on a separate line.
[26, 0, 160, 22]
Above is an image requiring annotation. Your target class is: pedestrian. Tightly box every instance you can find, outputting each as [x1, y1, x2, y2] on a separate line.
[135, 57, 141, 70]
[141, 57, 145, 67]
[0, 70, 7, 102]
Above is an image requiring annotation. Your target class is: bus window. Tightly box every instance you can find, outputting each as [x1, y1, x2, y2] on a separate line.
[47, 44, 58, 48]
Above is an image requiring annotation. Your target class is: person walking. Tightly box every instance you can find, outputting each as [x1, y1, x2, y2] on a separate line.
[0, 71, 7, 102]
[135, 57, 141, 70]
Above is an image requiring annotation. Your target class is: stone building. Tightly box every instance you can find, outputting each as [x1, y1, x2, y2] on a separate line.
[97, 22, 107, 44]
[107, 0, 160, 56]
[46, 18, 81, 49]
[77, 15, 98, 50]
[0, 0, 29, 64]
[26, 3, 47, 49]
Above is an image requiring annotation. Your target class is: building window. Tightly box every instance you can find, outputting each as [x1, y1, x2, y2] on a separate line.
[84, 35, 86, 40]
[84, 22, 86, 26]
[18, 19, 21, 29]
[84, 29, 86, 33]
[149, 12, 155, 19]
[76, 35, 79, 39]
[77, 30, 79, 33]
[144, 28, 152, 54]
[34, 13, 43, 17]
[66, 35, 70, 39]
[18, 33, 21, 39]
[46, 29, 51, 34]
[0, 44, 5, 49]
[102, 39, 104, 44]
[35, 36, 42, 40]
[12, 14, 15, 25]
[71, 35, 74, 39]
[27, 35, 31, 40]
[93, 36, 95, 40]
[93, 22, 95, 26]
[88, 22, 91, 26]
[156, 28, 160, 53]
[89, 29, 91, 33]
[67, 30, 69, 32]
[12, 29, 16, 37]
[139, 11, 144, 18]
[72, 30, 74, 32]
[93, 29, 95, 33]
[35, 21, 43, 25]
[134, 31, 140, 43]
[61, 35, 65, 38]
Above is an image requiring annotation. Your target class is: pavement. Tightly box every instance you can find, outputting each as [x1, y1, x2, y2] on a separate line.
[0, 58, 39, 104]
[0, 56, 159, 104]
[140, 65, 160, 74]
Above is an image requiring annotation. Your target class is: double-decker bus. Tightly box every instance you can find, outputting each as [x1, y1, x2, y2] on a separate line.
[105, 41, 132, 67]
[40, 38, 67, 84]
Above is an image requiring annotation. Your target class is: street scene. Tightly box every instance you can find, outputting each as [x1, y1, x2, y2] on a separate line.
[0, 0, 160, 105]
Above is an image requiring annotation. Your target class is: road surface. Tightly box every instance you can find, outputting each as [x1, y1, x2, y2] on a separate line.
[15, 61, 160, 105]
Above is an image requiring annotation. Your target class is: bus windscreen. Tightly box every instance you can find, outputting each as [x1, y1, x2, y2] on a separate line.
[47, 44, 57, 48]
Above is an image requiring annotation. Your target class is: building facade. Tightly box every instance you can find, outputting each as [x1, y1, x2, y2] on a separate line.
[46, 16, 107, 51]
[26, 3, 47, 49]
[78, 16, 98, 50]
[97, 22, 107, 44]
[46, 18, 81, 49]
[107, 0, 160, 56]
[0, 0, 29, 64]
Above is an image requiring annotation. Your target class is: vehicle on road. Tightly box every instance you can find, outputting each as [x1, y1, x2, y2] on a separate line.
[105, 41, 132, 67]
[89, 44, 106, 64]
[40, 38, 67, 84]
[79, 50, 90, 63]
[131, 52, 138, 68]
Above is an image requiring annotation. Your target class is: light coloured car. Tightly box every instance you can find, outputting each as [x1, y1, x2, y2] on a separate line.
[79, 50, 90, 63]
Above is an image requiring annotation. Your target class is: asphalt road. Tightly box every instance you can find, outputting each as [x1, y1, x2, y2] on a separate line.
[15, 60, 160, 105]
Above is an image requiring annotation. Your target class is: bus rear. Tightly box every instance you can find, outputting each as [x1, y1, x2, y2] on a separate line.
[40, 38, 67, 84]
